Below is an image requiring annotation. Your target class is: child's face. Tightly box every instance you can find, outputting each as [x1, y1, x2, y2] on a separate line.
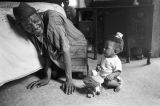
[103, 41, 116, 58]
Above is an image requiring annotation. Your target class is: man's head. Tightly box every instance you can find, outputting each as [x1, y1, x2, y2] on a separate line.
[103, 32, 124, 57]
[63, 0, 69, 7]
[13, 3, 44, 36]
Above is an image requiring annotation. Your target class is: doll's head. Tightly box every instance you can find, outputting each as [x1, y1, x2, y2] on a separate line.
[103, 32, 124, 58]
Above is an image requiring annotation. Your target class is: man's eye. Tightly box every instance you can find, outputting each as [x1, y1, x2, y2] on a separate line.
[23, 24, 33, 32]
[34, 20, 39, 23]
[26, 24, 32, 28]
[32, 18, 41, 23]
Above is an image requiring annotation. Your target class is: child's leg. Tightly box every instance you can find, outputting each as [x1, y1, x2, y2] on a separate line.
[106, 79, 120, 87]
[103, 78, 122, 92]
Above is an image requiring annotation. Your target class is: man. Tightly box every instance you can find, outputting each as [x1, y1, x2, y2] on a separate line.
[13, 2, 87, 95]
[62, 0, 76, 25]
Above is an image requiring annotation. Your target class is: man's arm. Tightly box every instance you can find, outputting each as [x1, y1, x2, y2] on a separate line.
[61, 50, 75, 95]
[63, 51, 72, 82]
[27, 58, 51, 89]
[46, 10, 75, 94]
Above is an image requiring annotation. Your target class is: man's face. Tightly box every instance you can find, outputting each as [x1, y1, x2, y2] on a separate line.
[103, 40, 116, 57]
[63, 0, 69, 6]
[21, 13, 44, 37]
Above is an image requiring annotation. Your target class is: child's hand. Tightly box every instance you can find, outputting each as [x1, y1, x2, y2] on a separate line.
[96, 64, 102, 72]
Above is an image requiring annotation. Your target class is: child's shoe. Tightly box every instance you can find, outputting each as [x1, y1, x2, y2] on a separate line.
[114, 86, 121, 92]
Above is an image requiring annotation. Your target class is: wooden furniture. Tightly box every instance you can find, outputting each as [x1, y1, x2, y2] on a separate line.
[76, 5, 154, 64]
[76, 8, 98, 60]
[71, 44, 89, 76]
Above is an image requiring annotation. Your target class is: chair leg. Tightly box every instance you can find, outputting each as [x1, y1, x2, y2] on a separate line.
[87, 64, 90, 76]
[94, 49, 97, 60]
[126, 47, 130, 63]
[147, 50, 151, 65]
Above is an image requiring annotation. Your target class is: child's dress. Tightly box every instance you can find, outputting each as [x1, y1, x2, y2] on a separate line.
[90, 55, 123, 88]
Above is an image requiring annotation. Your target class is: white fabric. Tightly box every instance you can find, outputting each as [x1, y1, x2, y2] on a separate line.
[0, 3, 66, 86]
[27, 2, 66, 17]
[90, 55, 123, 88]
[100, 55, 122, 78]
[0, 2, 66, 17]
[0, 8, 42, 86]
[115, 32, 123, 39]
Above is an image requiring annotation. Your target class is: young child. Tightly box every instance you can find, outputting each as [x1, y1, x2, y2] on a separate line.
[83, 32, 124, 98]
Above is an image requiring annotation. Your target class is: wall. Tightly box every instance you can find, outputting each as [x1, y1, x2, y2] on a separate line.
[68, 0, 78, 7]
[151, 0, 160, 57]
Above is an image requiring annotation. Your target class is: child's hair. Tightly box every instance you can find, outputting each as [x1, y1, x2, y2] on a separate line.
[105, 32, 124, 54]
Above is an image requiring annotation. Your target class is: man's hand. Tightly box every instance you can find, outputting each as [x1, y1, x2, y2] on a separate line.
[61, 81, 76, 95]
[62, 50, 75, 95]
[27, 78, 50, 90]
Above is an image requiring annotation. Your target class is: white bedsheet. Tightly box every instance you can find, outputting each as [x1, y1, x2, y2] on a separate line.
[0, 2, 66, 86]
[0, 8, 42, 86]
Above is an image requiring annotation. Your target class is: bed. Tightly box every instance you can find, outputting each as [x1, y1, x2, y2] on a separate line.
[0, 2, 88, 86]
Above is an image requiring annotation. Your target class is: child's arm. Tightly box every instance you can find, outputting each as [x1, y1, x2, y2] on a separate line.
[106, 57, 122, 81]
[95, 55, 104, 71]
[105, 70, 121, 81]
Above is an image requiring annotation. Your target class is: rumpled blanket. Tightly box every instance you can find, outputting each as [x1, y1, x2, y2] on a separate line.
[0, 2, 66, 86]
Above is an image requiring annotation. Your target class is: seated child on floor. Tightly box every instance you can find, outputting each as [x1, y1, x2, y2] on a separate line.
[83, 32, 124, 97]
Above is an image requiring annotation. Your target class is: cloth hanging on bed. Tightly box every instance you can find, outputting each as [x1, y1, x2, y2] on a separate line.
[0, 2, 67, 86]
[0, 8, 42, 86]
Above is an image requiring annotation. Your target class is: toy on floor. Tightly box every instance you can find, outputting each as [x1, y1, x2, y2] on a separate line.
[83, 75, 104, 98]
[83, 32, 124, 98]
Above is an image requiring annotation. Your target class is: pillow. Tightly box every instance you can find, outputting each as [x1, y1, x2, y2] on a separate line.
[27, 2, 66, 17]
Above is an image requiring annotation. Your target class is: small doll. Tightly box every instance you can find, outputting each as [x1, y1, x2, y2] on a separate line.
[83, 32, 124, 98]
